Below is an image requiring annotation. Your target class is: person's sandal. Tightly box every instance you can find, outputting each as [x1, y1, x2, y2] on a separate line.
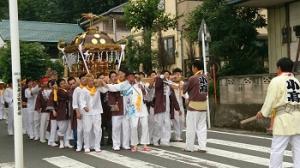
[131, 146, 138, 152]
[143, 147, 152, 152]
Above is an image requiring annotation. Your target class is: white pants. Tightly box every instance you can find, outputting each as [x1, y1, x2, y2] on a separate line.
[48, 120, 57, 144]
[77, 119, 84, 149]
[7, 106, 14, 135]
[40, 113, 49, 141]
[186, 111, 207, 151]
[0, 105, 4, 119]
[130, 116, 149, 146]
[33, 111, 41, 139]
[112, 115, 130, 149]
[83, 115, 102, 150]
[153, 112, 171, 145]
[3, 107, 8, 120]
[64, 120, 73, 142]
[172, 110, 185, 140]
[57, 120, 68, 137]
[22, 108, 27, 134]
[270, 135, 300, 168]
[27, 109, 41, 138]
[148, 107, 155, 144]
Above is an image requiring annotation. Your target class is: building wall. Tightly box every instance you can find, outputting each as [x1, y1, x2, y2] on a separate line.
[268, 1, 300, 73]
[268, 6, 288, 73]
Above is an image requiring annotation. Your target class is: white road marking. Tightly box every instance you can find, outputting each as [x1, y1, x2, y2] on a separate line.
[141, 147, 238, 168]
[0, 162, 14, 168]
[43, 156, 95, 168]
[207, 138, 292, 157]
[87, 151, 166, 168]
[208, 130, 272, 140]
[170, 142, 293, 167]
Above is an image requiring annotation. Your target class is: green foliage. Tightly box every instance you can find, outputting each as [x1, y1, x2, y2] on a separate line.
[124, 0, 177, 72]
[1, 0, 127, 23]
[125, 36, 141, 72]
[0, 42, 62, 82]
[186, 0, 267, 76]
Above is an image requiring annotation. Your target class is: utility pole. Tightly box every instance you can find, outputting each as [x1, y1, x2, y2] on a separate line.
[8, 0, 24, 167]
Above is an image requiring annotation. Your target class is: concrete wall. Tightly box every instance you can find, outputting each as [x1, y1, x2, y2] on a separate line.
[213, 74, 275, 130]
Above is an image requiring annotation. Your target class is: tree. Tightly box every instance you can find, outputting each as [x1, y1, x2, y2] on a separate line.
[0, 42, 63, 82]
[185, 0, 267, 75]
[0, 0, 8, 19]
[124, 0, 177, 72]
[0, 0, 127, 23]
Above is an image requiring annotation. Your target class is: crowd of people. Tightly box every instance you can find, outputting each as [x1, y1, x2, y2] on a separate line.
[0, 60, 209, 153]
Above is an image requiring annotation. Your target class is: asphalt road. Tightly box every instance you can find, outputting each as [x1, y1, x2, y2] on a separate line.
[0, 119, 293, 168]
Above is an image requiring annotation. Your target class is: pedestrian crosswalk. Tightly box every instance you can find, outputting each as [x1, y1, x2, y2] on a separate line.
[43, 156, 95, 168]
[40, 136, 294, 168]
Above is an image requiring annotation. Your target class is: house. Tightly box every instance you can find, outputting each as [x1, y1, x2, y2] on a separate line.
[227, 0, 300, 73]
[79, 2, 131, 42]
[129, 0, 203, 74]
[0, 20, 83, 58]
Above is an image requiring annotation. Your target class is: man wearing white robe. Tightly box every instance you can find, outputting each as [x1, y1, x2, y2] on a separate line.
[4, 82, 13, 135]
[256, 57, 300, 168]
[25, 80, 40, 140]
[72, 75, 88, 152]
[79, 77, 106, 153]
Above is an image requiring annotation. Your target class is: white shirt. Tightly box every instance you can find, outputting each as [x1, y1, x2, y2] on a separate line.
[4, 87, 13, 107]
[25, 85, 40, 109]
[72, 86, 84, 111]
[79, 87, 105, 116]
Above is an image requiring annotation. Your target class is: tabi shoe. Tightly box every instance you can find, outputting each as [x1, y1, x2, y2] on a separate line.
[84, 149, 90, 153]
[183, 148, 194, 152]
[122, 146, 131, 150]
[95, 148, 102, 153]
[50, 142, 58, 147]
[65, 143, 73, 149]
[76, 147, 82, 152]
[113, 147, 120, 151]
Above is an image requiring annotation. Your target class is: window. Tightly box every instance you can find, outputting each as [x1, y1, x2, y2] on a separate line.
[163, 36, 175, 65]
[158, 0, 165, 10]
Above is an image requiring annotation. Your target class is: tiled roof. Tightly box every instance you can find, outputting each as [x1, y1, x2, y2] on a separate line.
[0, 20, 83, 43]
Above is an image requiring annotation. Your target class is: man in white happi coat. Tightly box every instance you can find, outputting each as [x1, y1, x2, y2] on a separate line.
[25, 80, 40, 140]
[256, 57, 300, 168]
[103, 71, 151, 152]
[171, 68, 185, 142]
[79, 75, 106, 153]
[4, 81, 13, 135]
[72, 74, 88, 152]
